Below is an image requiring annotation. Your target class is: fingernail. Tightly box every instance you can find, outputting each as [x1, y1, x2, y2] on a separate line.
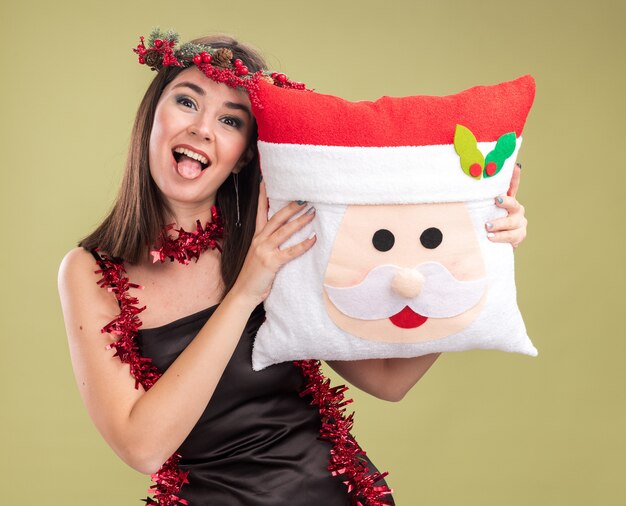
[487, 232, 495, 239]
[496, 196, 504, 204]
[306, 206, 316, 215]
[308, 232, 317, 240]
[296, 200, 307, 205]
[486, 222, 493, 230]
[515, 162, 522, 170]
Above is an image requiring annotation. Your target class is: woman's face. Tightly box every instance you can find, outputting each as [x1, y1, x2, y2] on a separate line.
[149, 67, 254, 209]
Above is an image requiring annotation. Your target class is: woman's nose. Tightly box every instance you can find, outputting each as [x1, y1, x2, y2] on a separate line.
[391, 268, 425, 298]
[188, 118, 213, 141]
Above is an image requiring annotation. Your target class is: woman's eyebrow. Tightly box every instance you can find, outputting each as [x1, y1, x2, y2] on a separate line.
[225, 101, 251, 118]
[172, 82, 205, 95]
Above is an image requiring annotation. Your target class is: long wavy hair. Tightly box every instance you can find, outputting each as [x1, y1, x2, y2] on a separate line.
[80, 35, 265, 297]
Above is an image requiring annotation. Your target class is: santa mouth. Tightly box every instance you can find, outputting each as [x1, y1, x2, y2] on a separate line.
[389, 306, 428, 329]
[173, 146, 211, 180]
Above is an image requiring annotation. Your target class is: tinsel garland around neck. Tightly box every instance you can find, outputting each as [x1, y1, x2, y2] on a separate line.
[149, 206, 223, 265]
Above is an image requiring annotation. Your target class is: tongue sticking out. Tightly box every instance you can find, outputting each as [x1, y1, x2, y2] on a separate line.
[176, 154, 204, 180]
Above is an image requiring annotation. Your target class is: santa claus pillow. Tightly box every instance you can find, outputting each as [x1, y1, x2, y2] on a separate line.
[250, 75, 537, 370]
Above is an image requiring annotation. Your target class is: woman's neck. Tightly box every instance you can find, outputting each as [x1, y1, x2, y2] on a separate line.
[165, 200, 218, 232]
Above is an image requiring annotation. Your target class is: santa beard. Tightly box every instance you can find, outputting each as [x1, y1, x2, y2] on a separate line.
[324, 262, 487, 321]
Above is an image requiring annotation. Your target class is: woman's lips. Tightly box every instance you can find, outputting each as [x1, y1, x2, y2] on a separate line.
[388, 306, 428, 329]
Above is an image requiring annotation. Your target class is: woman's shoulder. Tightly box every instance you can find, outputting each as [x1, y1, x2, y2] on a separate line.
[59, 246, 100, 279]
[58, 247, 118, 311]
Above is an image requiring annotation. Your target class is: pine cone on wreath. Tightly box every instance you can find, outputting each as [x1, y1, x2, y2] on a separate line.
[144, 51, 163, 71]
[213, 48, 234, 67]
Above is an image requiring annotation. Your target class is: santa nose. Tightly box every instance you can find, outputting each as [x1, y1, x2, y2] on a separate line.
[391, 268, 425, 298]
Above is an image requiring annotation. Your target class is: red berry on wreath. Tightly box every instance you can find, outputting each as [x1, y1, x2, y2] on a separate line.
[201, 52, 212, 64]
[233, 59, 243, 68]
[193, 54, 202, 65]
[469, 163, 482, 177]
[154, 39, 163, 48]
[276, 73, 287, 84]
[138, 56, 145, 64]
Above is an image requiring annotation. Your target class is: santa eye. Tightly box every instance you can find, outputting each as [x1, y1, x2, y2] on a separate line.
[420, 227, 443, 249]
[372, 229, 395, 252]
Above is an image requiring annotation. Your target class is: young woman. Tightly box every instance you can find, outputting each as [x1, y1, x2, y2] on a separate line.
[58, 32, 528, 505]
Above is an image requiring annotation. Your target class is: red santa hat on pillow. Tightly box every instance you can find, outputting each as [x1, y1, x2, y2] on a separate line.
[252, 74, 535, 205]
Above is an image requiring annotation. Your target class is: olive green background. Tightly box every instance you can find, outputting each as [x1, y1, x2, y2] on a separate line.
[1, 0, 624, 504]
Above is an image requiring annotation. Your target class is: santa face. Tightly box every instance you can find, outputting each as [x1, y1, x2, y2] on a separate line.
[322, 203, 488, 343]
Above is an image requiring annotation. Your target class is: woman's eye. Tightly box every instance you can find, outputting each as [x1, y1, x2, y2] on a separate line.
[221, 116, 243, 128]
[176, 96, 197, 109]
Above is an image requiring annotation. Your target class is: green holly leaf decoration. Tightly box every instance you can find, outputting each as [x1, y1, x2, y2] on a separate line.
[454, 125, 485, 179]
[484, 132, 516, 178]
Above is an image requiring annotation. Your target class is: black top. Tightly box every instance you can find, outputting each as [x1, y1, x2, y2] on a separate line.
[136, 304, 391, 505]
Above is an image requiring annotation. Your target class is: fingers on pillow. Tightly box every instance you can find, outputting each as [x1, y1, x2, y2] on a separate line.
[271, 206, 316, 246]
[280, 231, 317, 260]
[485, 214, 526, 233]
[260, 200, 308, 237]
[495, 195, 523, 214]
[507, 163, 522, 197]
[487, 228, 526, 247]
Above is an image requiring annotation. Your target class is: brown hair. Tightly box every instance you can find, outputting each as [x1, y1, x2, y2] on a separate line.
[80, 35, 266, 297]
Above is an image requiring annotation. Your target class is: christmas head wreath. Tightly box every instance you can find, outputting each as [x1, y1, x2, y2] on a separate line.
[133, 28, 307, 107]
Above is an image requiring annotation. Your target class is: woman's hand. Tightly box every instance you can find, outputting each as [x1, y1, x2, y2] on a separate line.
[230, 181, 317, 307]
[485, 163, 528, 248]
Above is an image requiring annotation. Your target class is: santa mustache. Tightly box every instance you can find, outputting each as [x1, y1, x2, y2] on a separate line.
[324, 262, 487, 320]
